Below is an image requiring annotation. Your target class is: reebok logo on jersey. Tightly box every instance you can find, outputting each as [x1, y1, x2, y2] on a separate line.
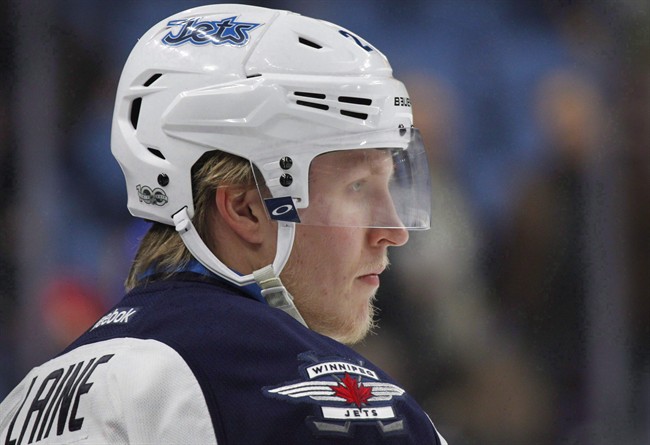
[91, 308, 138, 330]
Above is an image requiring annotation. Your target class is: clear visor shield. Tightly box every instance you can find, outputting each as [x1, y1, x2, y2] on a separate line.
[254, 127, 431, 229]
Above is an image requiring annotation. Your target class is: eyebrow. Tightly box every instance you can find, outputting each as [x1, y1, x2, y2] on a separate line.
[323, 156, 395, 189]
[318, 149, 392, 168]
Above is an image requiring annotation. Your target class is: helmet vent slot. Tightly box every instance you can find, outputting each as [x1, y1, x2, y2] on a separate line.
[296, 100, 329, 111]
[147, 148, 166, 160]
[298, 37, 322, 49]
[143, 73, 163, 87]
[294, 92, 328, 111]
[338, 96, 372, 106]
[130, 98, 142, 129]
[294, 91, 326, 99]
[293, 92, 370, 118]
[340, 110, 368, 120]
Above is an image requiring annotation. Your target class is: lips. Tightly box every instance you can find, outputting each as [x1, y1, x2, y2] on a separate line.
[358, 274, 380, 286]
[357, 266, 386, 287]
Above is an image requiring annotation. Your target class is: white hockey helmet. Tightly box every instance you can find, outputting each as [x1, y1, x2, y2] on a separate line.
[111, 4, 431, 291]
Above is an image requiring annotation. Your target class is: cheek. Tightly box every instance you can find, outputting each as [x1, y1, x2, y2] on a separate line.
[289, 227, 360, 284]
[312, 227, 358, 265]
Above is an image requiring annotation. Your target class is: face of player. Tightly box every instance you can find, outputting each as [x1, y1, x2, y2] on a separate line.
[280, 149, 409, 344]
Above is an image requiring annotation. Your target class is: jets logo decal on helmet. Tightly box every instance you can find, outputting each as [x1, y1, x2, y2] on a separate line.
[162, 16, 262, 47]
[263, 352, 408, 437]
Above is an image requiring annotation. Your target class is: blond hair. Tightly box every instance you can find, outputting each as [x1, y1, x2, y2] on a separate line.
[125, 151, 255, 290]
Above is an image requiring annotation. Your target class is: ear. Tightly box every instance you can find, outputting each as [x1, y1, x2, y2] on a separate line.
[215, 187, 271, 245]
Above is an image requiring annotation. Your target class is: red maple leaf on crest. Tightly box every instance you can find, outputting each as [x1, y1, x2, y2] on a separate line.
[332, 373, 373, 408]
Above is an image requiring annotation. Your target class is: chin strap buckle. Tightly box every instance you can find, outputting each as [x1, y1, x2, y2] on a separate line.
[253, 265, 307, 327]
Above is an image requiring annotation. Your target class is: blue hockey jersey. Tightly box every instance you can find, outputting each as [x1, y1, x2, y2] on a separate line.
[0, 272, 447, 444]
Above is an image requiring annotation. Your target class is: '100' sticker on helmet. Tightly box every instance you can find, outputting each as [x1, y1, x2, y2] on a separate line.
[136, 185, 168, 206]
[162, 16, 261, 46]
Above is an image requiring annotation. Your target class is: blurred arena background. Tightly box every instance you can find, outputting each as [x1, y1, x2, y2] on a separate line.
[0, 1, 649, 443]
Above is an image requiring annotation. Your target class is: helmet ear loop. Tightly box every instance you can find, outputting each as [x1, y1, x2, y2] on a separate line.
[173, 207, 307, 326]
[172, 208, 296, 284]
[174, 207, 256, 285]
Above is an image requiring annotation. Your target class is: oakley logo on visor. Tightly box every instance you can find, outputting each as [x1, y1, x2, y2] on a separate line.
[265, 197, 301, 223]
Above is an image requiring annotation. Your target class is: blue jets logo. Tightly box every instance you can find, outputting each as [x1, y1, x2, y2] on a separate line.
[162, 16, 261, 47]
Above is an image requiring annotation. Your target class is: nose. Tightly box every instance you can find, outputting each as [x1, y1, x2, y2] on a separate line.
[369, 225, 409, 247]
[365, 188, 410, 246]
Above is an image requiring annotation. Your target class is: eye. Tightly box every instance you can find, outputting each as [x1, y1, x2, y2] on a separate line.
[350, 180, 365, 192]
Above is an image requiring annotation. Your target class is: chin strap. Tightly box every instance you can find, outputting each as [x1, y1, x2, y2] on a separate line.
[173, 207, 307, 327]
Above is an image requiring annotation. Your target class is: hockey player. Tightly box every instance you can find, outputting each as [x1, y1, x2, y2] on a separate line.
[0, 4, 447, 444]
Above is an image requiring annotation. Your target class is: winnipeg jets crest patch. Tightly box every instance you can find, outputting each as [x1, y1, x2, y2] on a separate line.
[263, 352, 407, 437]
